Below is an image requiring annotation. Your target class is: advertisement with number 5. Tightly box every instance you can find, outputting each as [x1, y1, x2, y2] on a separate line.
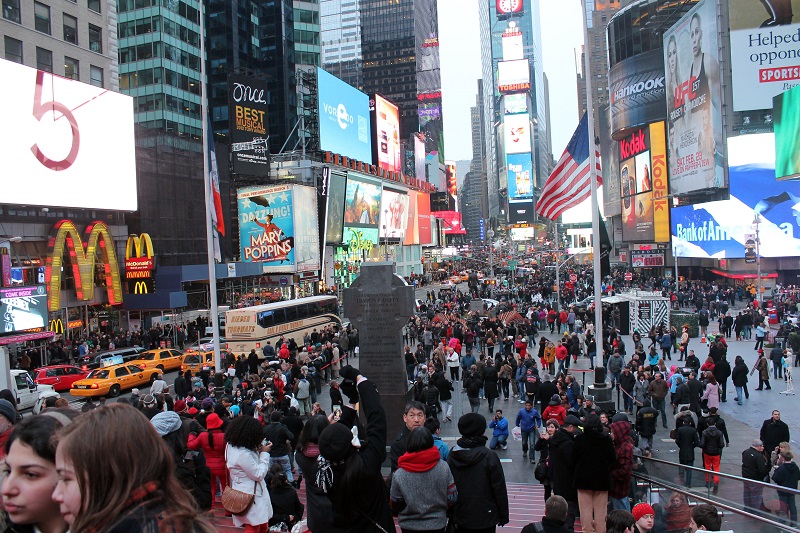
[0, 59, 137, 210]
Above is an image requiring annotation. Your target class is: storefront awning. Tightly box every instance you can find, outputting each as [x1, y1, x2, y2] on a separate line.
[710, 269, 778, 280]
[0, 331, 55, 345]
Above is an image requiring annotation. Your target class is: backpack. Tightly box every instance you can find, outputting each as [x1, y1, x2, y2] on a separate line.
[176, 450, 212, 510]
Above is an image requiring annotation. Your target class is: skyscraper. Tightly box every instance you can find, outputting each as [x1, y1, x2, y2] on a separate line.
[462, 82, 488, 242]
[576, 0, 620, 122]
[320, 0, 363, 89]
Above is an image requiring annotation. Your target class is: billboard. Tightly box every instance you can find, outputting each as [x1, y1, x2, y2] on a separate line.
[0, 286, 47, 334]
[496, 0, 524, 15]
[403, 191, 432, 245]
[510, 226, 535, 241]
[599, 104, 621, 217]
[508, 199, 535, 224]
[379, 188, 409, 239]
[504, 94, 528, 115]
[317, 68, 372, 163]
[671, 133, 800, 258]
[414, 133, 427, 181]
[609, 50, 666, 136]
[125, 233, 155, 295]
[774, 85, 800, 180]
[504, 114, 531, 154]
[498, 59, 531, 94]
[0, 58, 136, 210]
[343, 174, 381, 245]
[228, 73, 270, 176]
[374, 94, 401, 173]
[430, 191, 455, 212]
[502, 25, 524, 61]
[446, 161, 457, 198]
[324, 171, 347, 244]
[237, 184, 320, 272]
[729, 0, 800, 112]
[435, 211, 467, 235]
[663, 0, 726, 200]
[506, 152, 534, 199]
[620, 122, 670, 243]
[630, 249, 666, 268]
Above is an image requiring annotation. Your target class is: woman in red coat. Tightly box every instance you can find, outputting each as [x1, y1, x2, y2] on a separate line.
[188, 413, 228, 508]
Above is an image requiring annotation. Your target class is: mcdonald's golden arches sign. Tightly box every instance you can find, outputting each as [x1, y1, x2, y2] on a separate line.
[125, 233, 155, 294]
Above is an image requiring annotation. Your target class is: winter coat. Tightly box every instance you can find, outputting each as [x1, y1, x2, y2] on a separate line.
[609, 421, 634, 499]
[700, 425, 725, 456]
[295, 445, 333, 532]
[713, 359, 731, 382]
[731, 361, 749, 387]
[773, 461, 800, 490]
[447, 444, 509, 528]
[633, 379, 649, 405]
[760, 418, 791, 453]
[490, 416, 510, 438]
[548, 428, 577, 501]
[675, 425, 699, 464]
[572, 426, 615, 492]
[483, 366, 500, 400]
[268, 484, 304, 527]
[701, 382, 720, 410]
[187, 429, 226, 473]
[226, 444, 273, 527]
[516, 407, 542, 433]
[262, 422, 295, 457]
[635, 406, 658, 438]
[648, 378, 669, 401]
[741, 447, 770, 481]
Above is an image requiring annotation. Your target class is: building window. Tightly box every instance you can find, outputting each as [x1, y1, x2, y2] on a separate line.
[2, 0, 21, 24]
[87, 0, 100, 13]
[63, 13, 78, 44]
[88, 24, 102, 53]
[36, 47, 53, 72]
[90, 65, 103, 87]
[4, 36, 22, 63]
[64, 56, 79, 80]
[34, 2, 50, 34]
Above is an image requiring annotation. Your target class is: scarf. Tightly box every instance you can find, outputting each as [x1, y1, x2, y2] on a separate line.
[397, 446, 441, 473]
[303, 442, 320, 458]
[457, 435, 488, 449]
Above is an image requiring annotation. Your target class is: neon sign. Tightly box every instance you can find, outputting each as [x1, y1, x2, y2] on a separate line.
[347, 229, 375, 254]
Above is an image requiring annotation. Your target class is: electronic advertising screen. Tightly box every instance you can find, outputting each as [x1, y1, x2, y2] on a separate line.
[228, 73, 270, 176]
[325, 171, 347, 244]
[496, 0, 524, 15]
[414, 133, 427, 181]
[0, 59, 136, 210]
[0, 285, 48, 334]
[343, 175, 381, 245]
[663, 0, 726, 201]
[502, 25, 524, 61]
[417, 192, 433, 245]
[446, 161, 457, 198]
[729, 0, 800, 112]
[671, 133, 800, 258]
[504, 114, 532, 154]
[317, 68, 372, 164]
[774, 85, 800, 180]
[504, 94, 528, 115]
[237, 185, 297, 271]
[291, 185, 321, 272]
[374, 94, 401, 173]
[609, 50, 666, 136]
[435, 211, 467, 235]
[506, 152, 534, 199]
[508, 199, 535, 224]
[510, 226, 535, 241]
[620, 122, 669, 243]
[379, 188, 409, 239]
[497, 59, 531, 94]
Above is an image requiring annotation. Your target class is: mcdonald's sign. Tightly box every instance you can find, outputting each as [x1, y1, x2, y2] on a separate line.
[45, 220, 123, 312]
[49, 319, 64, 334]
[125, 233, 155, 294]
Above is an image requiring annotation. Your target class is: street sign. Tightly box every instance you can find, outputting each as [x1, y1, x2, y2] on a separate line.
[569, 274, 577, 282]
[625, 272, 633, 281]
[509, 260, 518, 270]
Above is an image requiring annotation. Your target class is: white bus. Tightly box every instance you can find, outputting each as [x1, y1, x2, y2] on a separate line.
[224, 295, 342, 356]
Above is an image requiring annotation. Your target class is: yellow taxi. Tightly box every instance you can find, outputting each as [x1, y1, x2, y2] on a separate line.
[180, 349, 230, 373]
[69, 362, 154, 398]
[129, 348, 184, 373]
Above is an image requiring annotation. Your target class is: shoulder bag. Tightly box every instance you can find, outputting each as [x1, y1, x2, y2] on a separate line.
[222, 448, 258, 515]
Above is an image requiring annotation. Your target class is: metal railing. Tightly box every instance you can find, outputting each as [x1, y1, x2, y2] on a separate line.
[633, 455, 800, 533]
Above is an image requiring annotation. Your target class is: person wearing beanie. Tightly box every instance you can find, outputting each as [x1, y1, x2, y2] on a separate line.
[447, 412, 509, 531]
[314, 365, 394, 533]
[173, 399, 188, 415]
[632, 503, 654, 533]
[140, 394, 160, 420]
[542, 394, 567, 426]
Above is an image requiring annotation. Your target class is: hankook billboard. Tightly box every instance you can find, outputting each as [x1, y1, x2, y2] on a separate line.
[608, 49, 666, 137]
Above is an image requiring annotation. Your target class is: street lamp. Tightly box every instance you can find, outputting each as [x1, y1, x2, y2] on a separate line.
[486, 228, 495, 279]
[753, 213, 762, 306]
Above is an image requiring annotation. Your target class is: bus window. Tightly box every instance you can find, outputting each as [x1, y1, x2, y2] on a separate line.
[272, 309, 286, 324]
[322, 299, 337, 315]
[296, 304, 309, 320]
[285, 305, 298, 322]
[257, 311, 274, 329]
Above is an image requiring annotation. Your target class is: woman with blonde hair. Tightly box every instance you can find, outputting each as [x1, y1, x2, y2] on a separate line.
[772, 441, 793, 468]
[52, 403, 214, 533]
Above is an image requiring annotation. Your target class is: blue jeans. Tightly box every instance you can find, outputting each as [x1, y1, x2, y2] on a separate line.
[610, 497, 630, 511]
[521, 429, 537, 456]
[743, 325, 752, 339]
[735, 386, 744, 404]
[652, 398, 667, 427]
[269, 454, 293, 482]
[517, 381, 526, 398]
[609, 371, 621, 389]
[489, 434, 508, 449]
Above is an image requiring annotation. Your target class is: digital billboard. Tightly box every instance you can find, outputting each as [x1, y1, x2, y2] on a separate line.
[446, 161, 457, 198]
[374, 94, 401, 173]
[317, 68, 372, 164]
[620, 122, 670, 243]
[504, 114, 532, 154]
[729, 0, 800, 112]
[414, 133, 427, 181]
[324, 171, 347, 244]
[609, 50, 666, 136]
[774, 85, 800, 180]
[0, 58, 136, 210]
[671, 133, 800, 258]
[291, 185, 321, 272]
[502, 24, 524, 61]
[0, 286, 47, 334]
[663, 0, 726, 200]
[238, 185, 296, 269]
[431, 191, 455, 212]
[418, 192, 433, 245]
[498, 59, 531, 94]
[496, 0, 524, 15]
[508, 199, 535, 224]
[510, 226, 535, 241]
[343, 174, 381, 245]
[228, 73, 270, 176]
[504, 94, 528, 115]
[506, 152, 534, 199]
[435, 211, 467, 235]
[599, 104, 621, 217]
[379, 188, 409, 239]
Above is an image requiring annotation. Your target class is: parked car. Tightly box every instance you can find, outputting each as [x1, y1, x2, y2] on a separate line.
[32, 365, 89, 392]
[79, 346, 145, 371]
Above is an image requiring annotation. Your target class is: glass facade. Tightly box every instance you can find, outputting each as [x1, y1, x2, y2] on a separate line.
[320, 0, 363, 89]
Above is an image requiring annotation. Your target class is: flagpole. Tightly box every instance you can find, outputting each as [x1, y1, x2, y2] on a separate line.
[580, 0, 604, 349]
[199, 2, 222, 372]
[554, 222, 560, 309]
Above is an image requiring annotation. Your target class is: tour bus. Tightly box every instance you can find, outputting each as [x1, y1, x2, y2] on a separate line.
[224, 295, 342, 356]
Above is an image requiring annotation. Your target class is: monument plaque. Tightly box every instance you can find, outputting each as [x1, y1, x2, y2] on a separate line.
[343, 263, 414, 437]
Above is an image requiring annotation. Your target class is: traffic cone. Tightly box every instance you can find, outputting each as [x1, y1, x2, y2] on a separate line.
[701, 334, 707, 344]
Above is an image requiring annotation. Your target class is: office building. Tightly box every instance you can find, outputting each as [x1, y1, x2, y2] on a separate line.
[576, 0, 620, 123]
[320, 0, 363, 89]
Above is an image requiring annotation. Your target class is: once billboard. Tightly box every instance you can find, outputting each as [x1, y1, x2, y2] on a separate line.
[504, 114, 531, 154]
[228, 73, 270, 176]
[373, 94, 401, 173]
[506, 152, 534, 199]
[379, 188, 409, 239]
[0, 285, 48, 334]
[663, 0, 726, 200]
[609, 50, 666, 136]
[671, 133, 800, 258]
[729, 0, 800, 112]
[774, 85, 800, 180]
[435, 211, 467, 235]
[317, 68, 372, 163]
[498, 59, 531, 94]
[0, 59, 136, 210]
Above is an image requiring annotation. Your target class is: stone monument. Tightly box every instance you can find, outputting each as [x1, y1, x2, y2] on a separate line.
[343, 262, 415, 439]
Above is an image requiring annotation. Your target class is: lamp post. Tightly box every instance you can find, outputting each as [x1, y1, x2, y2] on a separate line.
[753, 213, 762, 306]
[486, 228, 495, 279]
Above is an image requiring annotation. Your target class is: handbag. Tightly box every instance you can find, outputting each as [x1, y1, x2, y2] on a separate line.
[221, 481, 257, 515]
[534, 459, 548, 482]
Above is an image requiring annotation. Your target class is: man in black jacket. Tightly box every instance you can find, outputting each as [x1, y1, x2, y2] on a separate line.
[686, 372, 704, 416]
[635, 400, 658, 451]
[698, 407, 730, 446]
[521, 495, 571, 533]
[675, 414, 699, 487]
[388, 401, 427, 472]
[262, 410, 296, 482]
[760, 410, 791, 456]
[741, 439, 770, 513]
[713, 355, 731, 402]
[549, 414, 581, 531]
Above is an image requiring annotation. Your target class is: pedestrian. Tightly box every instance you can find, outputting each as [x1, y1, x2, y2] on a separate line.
[447, 412, 510, 532]
[535, 419, 559, 501]
[489, 409, 510, 450]
[516, 400, 542, 462]
[688, 504, 728, 533]
[609, 413, 634, 511]
[521, 495, 572, 533]
[632, 503, 655, 533]
[713, 355, 731, 402]
[772, 450, 800, 524]
[605, 509, 636, 533]
[187, 412, 227, 508]
[675, 411, 699, 487]
[267, 463, 304, 530]
[388, 401, 428, 473]
[52, 403, 215, 533]
[741, 439, 770, 514]
[572, 414, 615, 533]
[751, 350, 771, 390]
[699, 420, 726, 494]
[294, 415, 332, 533]
[262, 410, 295, 482]
[549, 414, 582, 530]
[635, 400, 658, 451]
[755, 323, 767, 351]
[647, 372, 669, 429]
[760, 410, 790, 455]
[731, 356, 749, 405]
[700, 373, 720, 413]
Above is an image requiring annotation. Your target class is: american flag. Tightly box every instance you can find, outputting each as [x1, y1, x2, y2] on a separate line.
[536, 113, 601, 221]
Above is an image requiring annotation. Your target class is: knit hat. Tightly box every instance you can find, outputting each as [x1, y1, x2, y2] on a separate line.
[205, 413, 224, 429]
[201, 397, 214, 410]
[457, 413, 487, 438]
[187, 407, 199, 416]
[230, 405, 240, 417]
[318, 422, 358, 462]
[632, 503, 655, 521]
[173, 400, 187, 413]
[150, 411, 182, 437]
[0, 399, 16, 425]
[612, 412, 629, 423]
[131, 388, 140, 395]
[549, 394, 560, 406]
[142, 394, 156, 408]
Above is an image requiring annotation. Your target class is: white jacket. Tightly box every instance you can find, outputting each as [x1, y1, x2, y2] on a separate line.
[226, 444, 273, 527]
[446, 352, 460, 368]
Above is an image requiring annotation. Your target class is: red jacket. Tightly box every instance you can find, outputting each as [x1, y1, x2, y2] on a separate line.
[542, 405, 566, 425]
[555, 345, 568, 361]
[187, 429, 227, 472]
